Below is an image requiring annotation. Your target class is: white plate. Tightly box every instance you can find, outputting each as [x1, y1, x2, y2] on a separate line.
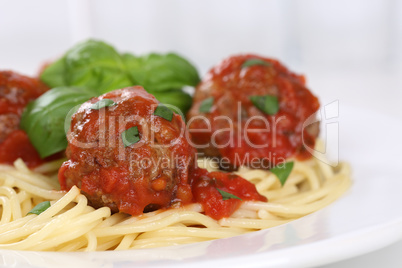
[1, 104, 402, 268]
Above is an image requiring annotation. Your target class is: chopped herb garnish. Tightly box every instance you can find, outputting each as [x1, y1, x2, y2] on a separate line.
[249, 95, 279, 115]
[90, 99, 116, 110]
[199, 97, 214, 113]
[27, 201, 51, 215]
[270, 161, 294, 186]
[217, 188, 243, 201]
[242, 58, 272, 69]
[153, 103, 173, 121]
[122, 126, 140, 147]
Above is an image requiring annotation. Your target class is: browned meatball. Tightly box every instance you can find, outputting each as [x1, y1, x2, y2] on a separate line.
[58, 87, 197, 215]
[0, 114, 19, 143]
[0, 71, 48, 168]
[187, 55, 320, 170]
[0, 71, 48, 143]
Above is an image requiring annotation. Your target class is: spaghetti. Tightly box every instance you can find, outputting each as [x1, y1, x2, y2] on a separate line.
[0, 140, 351, 251]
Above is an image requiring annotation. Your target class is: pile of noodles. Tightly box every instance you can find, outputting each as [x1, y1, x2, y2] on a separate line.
[0, 141, 351, 251]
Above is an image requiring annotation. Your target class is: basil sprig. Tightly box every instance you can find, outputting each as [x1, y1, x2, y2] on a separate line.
[270, 161, 294, 186]
[153, 103, 173, 121]
[217, 188, 242, 201]
[40, 40, 199, 112]
[249, 95, 279, 115]
[27, 201, 51, 215]
[242, 58, 272, 68]
[22, 39, 200, 158]
[122, 52, 200, 92]
[199, 97, 214, 113]
[41, 40, 132, 94]
[121, 126, 140, 147]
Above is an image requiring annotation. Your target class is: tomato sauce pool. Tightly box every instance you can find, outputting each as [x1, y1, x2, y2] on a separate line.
[190, 167, 267, 220]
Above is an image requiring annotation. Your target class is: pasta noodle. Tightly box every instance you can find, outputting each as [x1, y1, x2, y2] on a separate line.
[0, 141, 351, 251]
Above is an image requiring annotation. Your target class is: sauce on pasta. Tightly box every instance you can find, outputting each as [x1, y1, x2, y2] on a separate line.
[0, 53, 352, 252]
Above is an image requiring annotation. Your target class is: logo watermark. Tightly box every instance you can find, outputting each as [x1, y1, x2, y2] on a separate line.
[63, 100, 341, 168]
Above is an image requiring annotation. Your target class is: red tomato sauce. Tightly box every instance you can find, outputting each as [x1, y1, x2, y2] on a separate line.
[58, 87, 267, 220]
[0, 130, 44, 167]
[190, 167, 267, 220]
[0, 71, 48, 168]
[187, 55, 320, 169]
[58, 88, 197, 216]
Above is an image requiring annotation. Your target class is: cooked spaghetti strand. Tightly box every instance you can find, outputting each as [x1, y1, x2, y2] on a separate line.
[0, 146, 351, 251]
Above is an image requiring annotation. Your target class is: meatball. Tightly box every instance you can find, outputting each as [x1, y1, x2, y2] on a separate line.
[58, 87, 197, 215]
[187, 55, 320, 170]
[0, 114, 19, 143]
[0, 71, 48, 167]
[0, 71, 48, 143]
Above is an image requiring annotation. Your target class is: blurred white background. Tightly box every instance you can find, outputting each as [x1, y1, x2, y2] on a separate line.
[0, 0, 401, 267]
[1, 0, 401, 73]
[0, 0, 401, 118]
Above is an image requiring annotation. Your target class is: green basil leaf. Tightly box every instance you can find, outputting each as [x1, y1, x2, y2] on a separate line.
[20, 86, 96, 158]
[250, 95, 279, 115]
[123, 52, 200, 92]
[27, 201, 51, 215]
[242, 58, 272, 68]
[217, 188, 243, 201]
[153, 103, 174, 121]
[122, 126, 140, 147]
[40, 57, 67, 88]
[90, 99, 116, 110]
[270, 161, 294, 186]
[40, 40, 133, 94]
[39, 40, 198, 116]
[149, 89, 192, 116]
[199, 97, 214, 113]
[64, 40, 133, 94]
